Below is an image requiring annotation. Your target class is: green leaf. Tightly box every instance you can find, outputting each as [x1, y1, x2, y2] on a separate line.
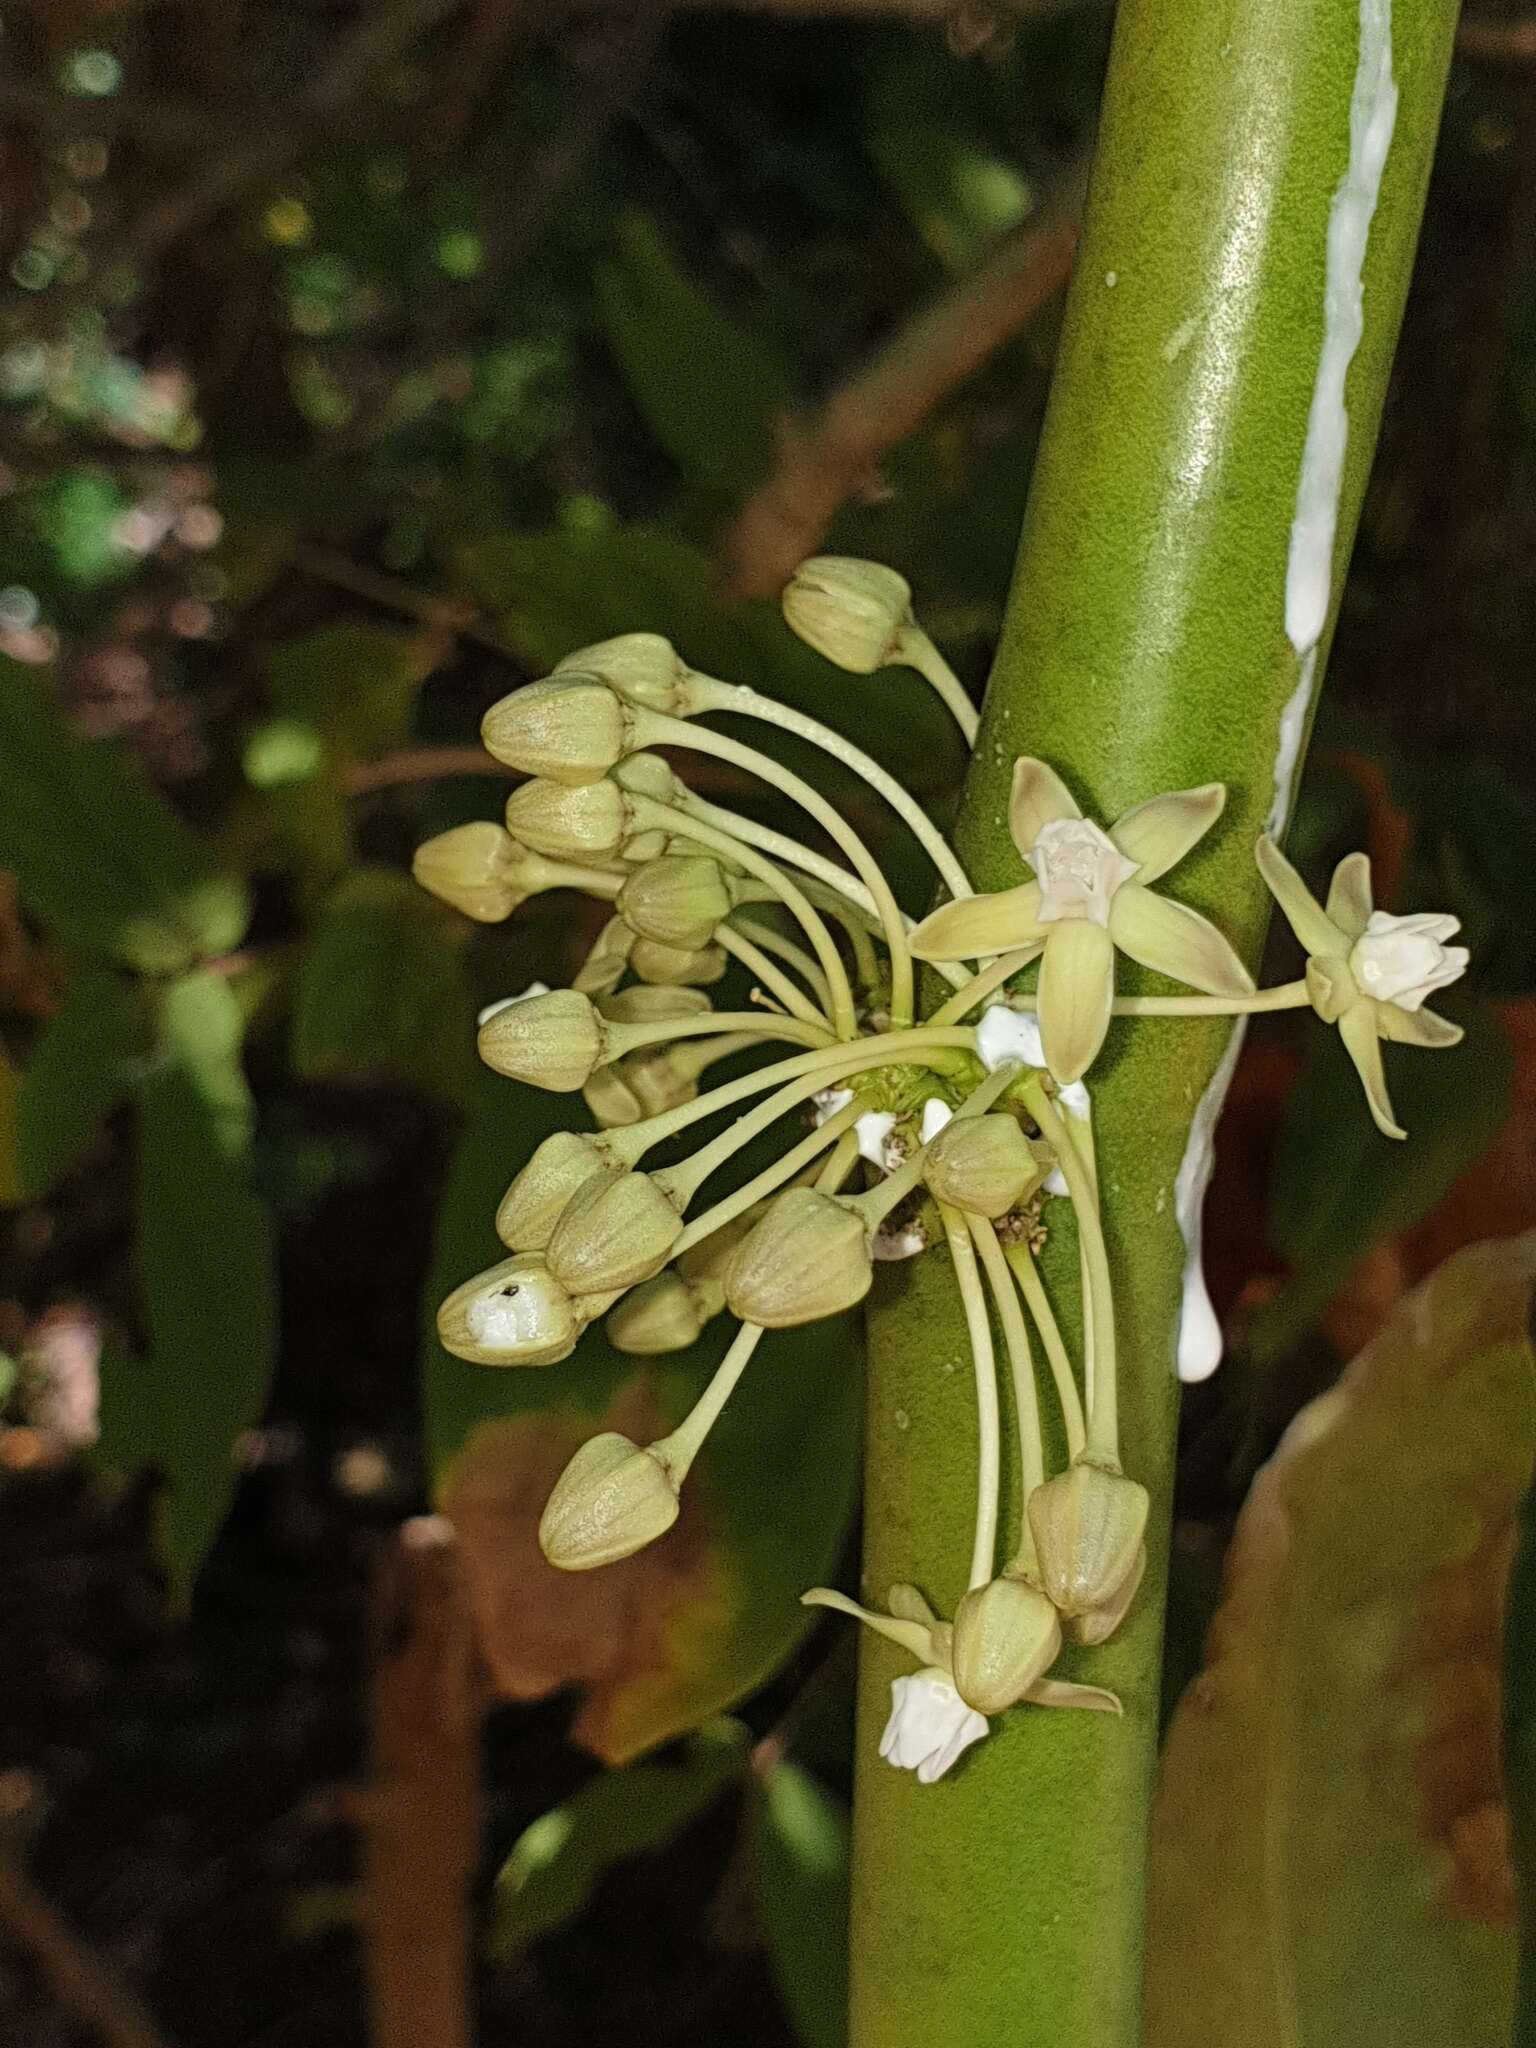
[16, 968, 145, 1195]
[597, 214, 791, 488]
[100, 971, 279, 1593]
[1256, 1001, 1512, 1356]
[0, 659, 249, 973]
[290, 867, 476, 1106]
[1147, 1236, 1536, 2048]
[489, 1718, 748, 1956]
[752, 1762, 851, 2048]
[424, 1065, 862, 1764]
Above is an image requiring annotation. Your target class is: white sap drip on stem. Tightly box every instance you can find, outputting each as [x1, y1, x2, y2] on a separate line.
[1172, 1019, 1247, 1382]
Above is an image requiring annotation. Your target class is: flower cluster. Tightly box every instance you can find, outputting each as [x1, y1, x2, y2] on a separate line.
[415, 555, 1470, 1784]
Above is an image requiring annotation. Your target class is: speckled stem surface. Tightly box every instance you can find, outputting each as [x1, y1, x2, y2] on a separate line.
[850, 4, 1457, 2044]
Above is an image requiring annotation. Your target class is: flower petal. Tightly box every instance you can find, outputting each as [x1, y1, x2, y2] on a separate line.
[1108, 783, 1224, 882]
[910, 883, 1044, 962]
[888, 1583, 941, 1630]
[1338, 1000, 1406, 1140]
[1108, 885, 1255, 996]
[1038, 919, 1115, 1083]
[1023, 1678, 1123, 1714]
[800, 1587, 935, 1663]
[1378, 1003, 1465, 1049]
[1324, 851, 1374, 940]
[1255, 835, 1341, 956]
[1009, 758, 1081, 864]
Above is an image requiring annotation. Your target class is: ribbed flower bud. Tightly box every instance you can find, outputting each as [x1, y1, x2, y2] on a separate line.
[725, 1188, 872, 1328]
[951, 1576, 1063, 1716]
[571, 915, 636, 997]
[605, 1270, 706, 1354]
[781, 557, 913, 674]
[436, 1254, 581, 1367]
[611, 752, 681, 861]
[1027, 1460, 1150, 1618]
[538, 1432, 680, 1571]
[621, 1046, 703, 1118]
[545, 1168, 684, 1294]
[598, 986, 712, 1025]
[411, 821, 526, 923]
[1063, 1543, 1146, 1647]
[582, 1061, 645, 1128]
[631, 936, 728, 986]
[477, 989, 605, 1090]
[504, 777, 632, 863]
[481, 677, 629, 785]
[618, 855, 731, 950]
[554, 633, 693, 715]
[923, 1114, 1042, 1218]
[495, 1131, 613, 1251]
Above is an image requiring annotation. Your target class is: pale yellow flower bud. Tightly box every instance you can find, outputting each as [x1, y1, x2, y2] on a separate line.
[630, 936, 728, 987]
[571, 915, 636, 997]
[923, 1114, 1043, 1218]
[618, 855, 732, 951]
[1063, 1543, 1146, 1647]
[436, 1253, 581, 1367]
[782, 557, 913, 674]
[951, 1576, 1063, 1716]
[545, 1168, 684, 1294]
[582, 1061, 646, 1128]
[411, 821, 525, 923]
[504, 777, 632, 863]
[481, 677, 629, 785]
[724, 1187, 872, 1328]
[621, 1046, 703, 1117]
[538, 1432, 680, 1570]
[597, 986, 713, 1025]
[477, 988, 605, 1090]
[1027, 1460, 1150, 1618]
[605, 1270, 707, 1354]
[555, 633, 693, 716]
[495, 1131, 614, 1251]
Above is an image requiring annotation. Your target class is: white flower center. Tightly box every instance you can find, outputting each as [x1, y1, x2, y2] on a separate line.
[1031, 818, 1140, 926]
[878, 1670, 989, 1784]
[1348, 911, 1468, 1013]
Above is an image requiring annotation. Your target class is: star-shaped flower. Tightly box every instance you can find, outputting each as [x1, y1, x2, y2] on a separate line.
[910, 759, 1254, 1082]
[1255, 835, 1468, 1140]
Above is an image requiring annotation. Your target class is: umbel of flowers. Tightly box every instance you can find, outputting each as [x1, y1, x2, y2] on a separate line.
[414, 557, 1469, 1785]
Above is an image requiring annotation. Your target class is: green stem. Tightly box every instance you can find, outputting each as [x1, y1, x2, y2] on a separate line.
[940, 1204, 1002, 1590]
[851, 1, 1458, 2041]
[1004, 1237, 1086, 1462]
[725, 916, 835, 1014]
[713, 925, 832, 1032]
[895, 625, 980, 746]
[1027, 1080, 1118, 1464]
[971, 1218, 1046, 1572]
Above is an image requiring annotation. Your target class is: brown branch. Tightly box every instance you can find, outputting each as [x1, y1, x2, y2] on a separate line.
[0, 1851, 169, 2048]
[294, 545, 509, 655]
[1457, 14, 1536, 59]
[716, 156, 1089, 600]
[364, 1516, 483, 2048]
[348, 746, 515, 793]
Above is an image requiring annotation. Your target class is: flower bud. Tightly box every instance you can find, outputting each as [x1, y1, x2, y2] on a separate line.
[631, 936, 728, 987]
[951, 1576, 1063, 1715]
[582, 1061, 645, 1127]
[622, 1045, 704, 1117]
[618, 855, 732, 950]
[782, 557, 913, 674]
[437, 1254, 581, 1366]
[611, 752, 681, 861]
[477, 988, 605, 1090]
[555, 633, 693, 716]
[481, 677, 629, 785]
[725, 1187, 872, 1328]
[411, 821, 525, 923]
[572, 915, 636, 998]
[546, 1168, 684, 1294]
[1063, 1543, 1146, 1647]
[605, 1270, 708, 1354]
[538, 1432, 680, 1570]
[1027, 1460, 1150, 1618]
[923, 1114, 1043, 1218]
[495, 1131, 613, 1251]
[504, 777, 631, 863]
[598, 986, 712, 1025]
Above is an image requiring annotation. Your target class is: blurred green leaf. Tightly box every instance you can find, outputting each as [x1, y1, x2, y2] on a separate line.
[1147, 1235, 1536, 2048]
[291, 867, 476, 1106]
[17, 968, 145, 1196]
[752, 1761, 851, 2048]
[100, 971, 278, 1593]
[1256, 1002, 1511, 1357]
[490, 1718, 748, 1956]
[598, 214, 791, 489]
[424, 1064, 862, 1764]
[0, 658, 249, 973]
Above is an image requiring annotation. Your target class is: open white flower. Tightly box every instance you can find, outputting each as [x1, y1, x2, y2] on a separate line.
[880, 1670, 989, 1784]
[1256, 836, 1468, 1140]
[911, 758, 1252, 1083]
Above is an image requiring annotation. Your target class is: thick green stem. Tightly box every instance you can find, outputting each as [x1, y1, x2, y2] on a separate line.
[850, 4, 1457, 2045]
